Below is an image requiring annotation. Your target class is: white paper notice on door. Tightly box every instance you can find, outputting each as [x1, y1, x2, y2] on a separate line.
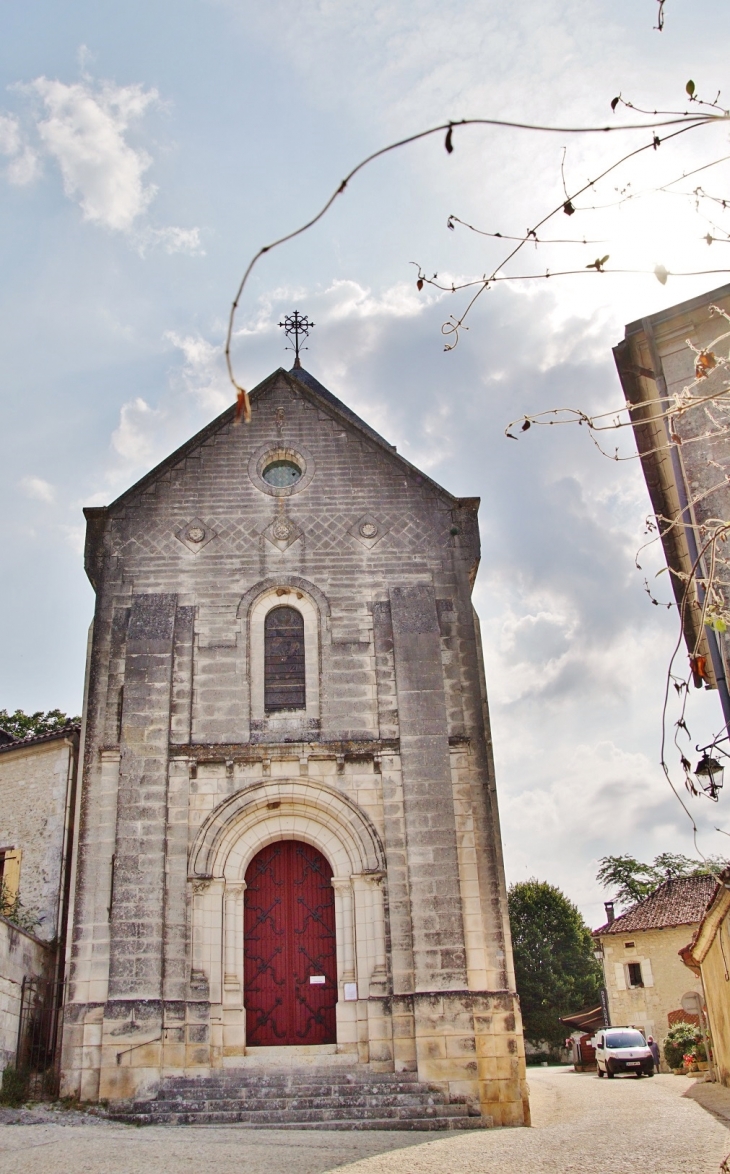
[309, 975, 326, 984]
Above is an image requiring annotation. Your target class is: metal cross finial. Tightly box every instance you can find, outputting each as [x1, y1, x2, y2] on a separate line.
[278, 311, 315, 369]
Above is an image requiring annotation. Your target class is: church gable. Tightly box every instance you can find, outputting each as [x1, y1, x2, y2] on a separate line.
[92, 368, 478, 575]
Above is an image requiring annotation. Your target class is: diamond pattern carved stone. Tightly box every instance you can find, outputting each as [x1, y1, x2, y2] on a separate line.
[262, 516, 302, 552]
[175, 517, 217, 554]
[349, 513, 389, 550]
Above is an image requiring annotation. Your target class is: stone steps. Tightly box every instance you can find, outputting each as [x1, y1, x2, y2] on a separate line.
[109, 1067, 485, 1130]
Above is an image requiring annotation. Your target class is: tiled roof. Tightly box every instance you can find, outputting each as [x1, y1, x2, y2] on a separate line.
[594, 874, 718, 935]
[0, 722, 80, 755]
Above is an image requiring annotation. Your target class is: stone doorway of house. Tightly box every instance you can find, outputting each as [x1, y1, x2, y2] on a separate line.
[244, 840, 337, 1046]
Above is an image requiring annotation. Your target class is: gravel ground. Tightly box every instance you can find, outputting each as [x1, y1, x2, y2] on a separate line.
[0, 1067, 728, 1174]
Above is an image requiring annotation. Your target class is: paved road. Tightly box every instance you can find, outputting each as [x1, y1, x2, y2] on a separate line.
[0, 1067, 728, 1174]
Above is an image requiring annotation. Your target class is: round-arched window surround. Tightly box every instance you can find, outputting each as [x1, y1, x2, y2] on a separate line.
[248, 442, 315, 497]
[248, 587, 321, 726]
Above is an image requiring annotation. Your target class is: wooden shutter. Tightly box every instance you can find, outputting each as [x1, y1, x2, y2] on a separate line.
[265, 606, 306, 712]
[1, 848, 21, 903]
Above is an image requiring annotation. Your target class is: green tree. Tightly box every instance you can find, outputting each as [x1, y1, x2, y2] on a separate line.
[0, 880, 40, 934]
[597, 853, 726, 910]
[0, 708, 79, 740]
[508, 879, 602, 1050]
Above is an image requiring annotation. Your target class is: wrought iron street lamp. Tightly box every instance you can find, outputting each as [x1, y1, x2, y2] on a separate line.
[694, 752, 724, 801]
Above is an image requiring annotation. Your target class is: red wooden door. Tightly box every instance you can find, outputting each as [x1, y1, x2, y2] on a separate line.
[244, 841, 337, 1046]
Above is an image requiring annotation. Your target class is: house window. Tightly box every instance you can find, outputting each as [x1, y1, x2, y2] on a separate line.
[624, 941, 635, 949]
[264, 607, 306, 712]
[627, 961, 644, 988]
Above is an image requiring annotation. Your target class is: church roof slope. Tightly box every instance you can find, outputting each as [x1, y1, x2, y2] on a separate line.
[593, 873, 718, 935]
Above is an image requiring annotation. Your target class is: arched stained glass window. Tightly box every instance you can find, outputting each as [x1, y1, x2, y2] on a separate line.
[264, 606, 306, 712]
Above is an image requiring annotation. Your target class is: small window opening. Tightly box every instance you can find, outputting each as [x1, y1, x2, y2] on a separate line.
[263, 460, 302, 488]
[624, 941, 635, 949]
[627, 962, 644, 987]
[265, 606, 305, 712]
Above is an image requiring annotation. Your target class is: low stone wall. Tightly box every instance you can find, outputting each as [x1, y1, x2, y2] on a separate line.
[0, 915, 53, 1074]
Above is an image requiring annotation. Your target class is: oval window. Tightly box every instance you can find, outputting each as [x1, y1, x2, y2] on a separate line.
[262, 459, 302, 488]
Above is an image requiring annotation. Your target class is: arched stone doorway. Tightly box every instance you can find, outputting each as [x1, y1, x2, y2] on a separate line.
[244, 840, 337, 1046]
[188, 779, 389, 1060]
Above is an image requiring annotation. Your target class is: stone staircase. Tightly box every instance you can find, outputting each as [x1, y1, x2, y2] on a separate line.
[108, 1068, 486, 1129]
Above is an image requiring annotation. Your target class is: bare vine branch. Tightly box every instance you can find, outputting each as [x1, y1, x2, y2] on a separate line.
[224, 106, 727, 418]
[417, 120, 726, 349]
[655, 0, 666, 32]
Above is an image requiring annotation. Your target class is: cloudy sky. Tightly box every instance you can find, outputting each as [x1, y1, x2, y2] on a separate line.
[2, 0, 730, 926]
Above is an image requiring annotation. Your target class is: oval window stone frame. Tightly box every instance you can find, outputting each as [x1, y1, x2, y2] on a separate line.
[248, 442, 315, 497]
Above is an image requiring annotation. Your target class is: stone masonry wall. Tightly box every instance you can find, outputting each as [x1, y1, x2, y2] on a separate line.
[0, 739, 75, 940]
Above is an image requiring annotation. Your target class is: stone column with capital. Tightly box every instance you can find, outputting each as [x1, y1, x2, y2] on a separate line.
[331, 877, 356, 986]
[223, 881, 246, 1002]
[331, 876, 359, 1052]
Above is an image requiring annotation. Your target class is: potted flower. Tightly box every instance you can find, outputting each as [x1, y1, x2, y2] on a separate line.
[664, 1022, 701, 1074]
[694, 1039, 709, 1073]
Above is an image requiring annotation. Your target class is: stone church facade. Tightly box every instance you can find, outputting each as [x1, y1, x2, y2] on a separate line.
[61, 362, 529, 1126]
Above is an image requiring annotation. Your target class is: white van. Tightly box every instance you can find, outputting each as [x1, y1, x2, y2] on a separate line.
[594, 1028, 655, 1078]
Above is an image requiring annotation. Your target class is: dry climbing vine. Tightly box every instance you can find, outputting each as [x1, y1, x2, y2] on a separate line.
[225, 84, 729, 421]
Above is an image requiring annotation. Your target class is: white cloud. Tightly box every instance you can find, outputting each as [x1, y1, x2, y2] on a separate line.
[103, 339, 231, 493]
[0, 73, 201, 248]
[165, 331, 231, 412]
[60, 524, 85, 554]
[0, 114, 21, 155]
[30, 76, 158, 231]
[0, 112, 40, 185]
[7, 147, 41, 186]
[135, 225, 205, 257]
[20, 475, 55, 503]
[111, 396, 164, 465]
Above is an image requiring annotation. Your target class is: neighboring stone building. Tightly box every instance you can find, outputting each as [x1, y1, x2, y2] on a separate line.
[60, 360, 529, 1127]
[614, 282, 730, 727]
[680, 869, 730, 1087]
[0, 725, 80, 943]
[0, 724, 79, 1077]
[593, 875, 715, 1057]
